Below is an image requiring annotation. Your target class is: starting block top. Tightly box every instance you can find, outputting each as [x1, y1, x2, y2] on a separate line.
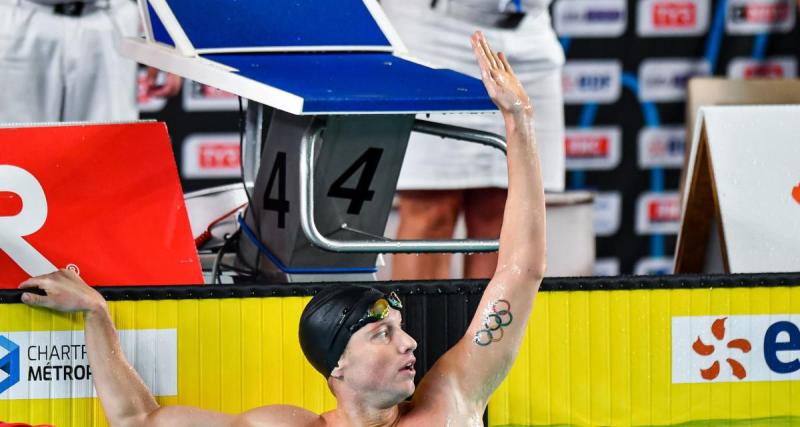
[148, 0, 393, 53]
[203, 53, 494, 113]
[125, 0, 496, 115]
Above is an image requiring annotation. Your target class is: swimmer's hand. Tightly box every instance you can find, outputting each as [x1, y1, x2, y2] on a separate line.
[19, 270, 106, 313]
[470, 31, 532, 118]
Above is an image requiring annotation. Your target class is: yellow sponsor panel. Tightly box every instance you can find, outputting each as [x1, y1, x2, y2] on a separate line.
[0, 297, 336, 427]
[489, 286, 800, 426]
[1, 286, 799, 426]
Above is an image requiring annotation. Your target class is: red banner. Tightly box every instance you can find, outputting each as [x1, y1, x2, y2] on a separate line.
[0, 123, 203, 287]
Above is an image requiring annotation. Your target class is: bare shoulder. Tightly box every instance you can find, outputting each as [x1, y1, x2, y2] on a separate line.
[235, 404, 323, 427]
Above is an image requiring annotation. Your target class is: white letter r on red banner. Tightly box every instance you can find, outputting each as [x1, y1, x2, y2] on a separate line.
[0, 165, 57, 277]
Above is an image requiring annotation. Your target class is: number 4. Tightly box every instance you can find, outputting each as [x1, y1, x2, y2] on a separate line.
[328, 148, 384, 215]
[263, 152, 289, 228]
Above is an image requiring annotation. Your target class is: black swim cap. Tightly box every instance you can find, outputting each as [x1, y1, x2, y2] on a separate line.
[299, 285, 386, 378]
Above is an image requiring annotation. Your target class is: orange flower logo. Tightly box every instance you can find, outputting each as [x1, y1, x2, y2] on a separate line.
[793, 183, 800, 205]
[692, 317, 752, 380]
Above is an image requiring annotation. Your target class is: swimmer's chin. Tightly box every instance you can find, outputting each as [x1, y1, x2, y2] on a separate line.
[398, 382, 415, 402]
[403, 382, 416, 398]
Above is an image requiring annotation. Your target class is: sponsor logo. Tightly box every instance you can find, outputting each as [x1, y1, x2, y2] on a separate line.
[727, 0, 795, 34]
[639, 59, 710, 102]
[562, 61, 622, 104]
[554, 0, 627, 37]
[182, 134, 241, 179]
[690, 318, 751, 380]
[0, 124, 202, 287]
[565, 127, 622, 170]
[182, 81, 241, 112]
[594, 258, 621, 276]
[593, 191, 622, 236]
[137, 68, 168, 113]
[727, 57, 798, 79]
[0, 166, 57, 277]
[637, 0, 710, 36]
[673, 315, 800, 383]
[0, 330, 176, 399]
[635, 192, 680, 234]
[732, 2, 790, 22]
[634, 257, 673, 275]
[655, 2, 697, 27]
[638, 126, 685, 169]
[0, 336, 20, 394]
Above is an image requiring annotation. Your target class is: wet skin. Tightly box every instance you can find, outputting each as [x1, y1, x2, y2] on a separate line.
[20, 31, 546, 427]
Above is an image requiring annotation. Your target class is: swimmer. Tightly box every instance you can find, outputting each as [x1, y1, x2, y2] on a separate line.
[18, 31, 546, 427]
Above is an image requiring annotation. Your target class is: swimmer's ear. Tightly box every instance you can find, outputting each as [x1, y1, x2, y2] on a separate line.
[330, 363, 344, 380]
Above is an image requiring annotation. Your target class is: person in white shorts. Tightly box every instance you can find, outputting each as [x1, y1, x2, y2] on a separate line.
[0, 0, 180, 123]
[381, 0, 565, 280]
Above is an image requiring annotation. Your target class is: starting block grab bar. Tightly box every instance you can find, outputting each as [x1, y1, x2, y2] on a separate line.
[299, 119, 507, 254]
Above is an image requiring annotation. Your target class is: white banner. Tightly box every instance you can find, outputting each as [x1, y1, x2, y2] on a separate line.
[673, 315, 800, 383]
[0, 329, 177, 400]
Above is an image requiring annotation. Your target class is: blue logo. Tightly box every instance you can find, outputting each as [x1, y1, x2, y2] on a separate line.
[578, 75, 612, 90]
[667, 137, 684, 154]
[764, 321, 800, 374]
[671, 72, 696, 88]
[0, 335, 20, 394]
[586, 10, 625, 21]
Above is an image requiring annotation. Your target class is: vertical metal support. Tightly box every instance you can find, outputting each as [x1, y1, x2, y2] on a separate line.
[242, 101, 264, 199]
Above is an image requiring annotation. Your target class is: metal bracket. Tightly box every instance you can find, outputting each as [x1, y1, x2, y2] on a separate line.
[299, 119, 507, 254]
[241, 101, 263, 201]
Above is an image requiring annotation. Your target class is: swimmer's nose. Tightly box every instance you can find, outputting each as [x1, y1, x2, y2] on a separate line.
[399, 329, 417, 353]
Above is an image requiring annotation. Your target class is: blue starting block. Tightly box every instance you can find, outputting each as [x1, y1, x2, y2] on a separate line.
[122, 0, 507, 282]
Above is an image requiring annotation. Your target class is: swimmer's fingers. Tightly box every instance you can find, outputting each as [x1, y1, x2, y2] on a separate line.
[19, 270, 103, 313]
[19, 279, 56, 308]
[498, 52, 513, 74]
[475, 31, 507, 77]
[475, 31, 500, 71]
[471, 33, 495, 75]
[20, 291, 55, 308]
[483, 38, 504, 74]
[471, 33, 500, 95]
[470, 32, 531, 115]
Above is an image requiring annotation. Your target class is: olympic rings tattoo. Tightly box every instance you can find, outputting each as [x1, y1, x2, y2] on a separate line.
[473, 299, 513, 346]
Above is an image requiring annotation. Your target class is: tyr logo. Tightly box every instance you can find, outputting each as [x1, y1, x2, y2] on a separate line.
[0, 165, 57, 276]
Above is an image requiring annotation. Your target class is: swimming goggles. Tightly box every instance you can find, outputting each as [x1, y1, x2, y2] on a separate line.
[348, 292, 403, 333]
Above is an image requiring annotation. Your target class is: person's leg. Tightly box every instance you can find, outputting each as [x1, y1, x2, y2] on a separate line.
[392, 189, 463, 280]
[463, 187, 507, 279]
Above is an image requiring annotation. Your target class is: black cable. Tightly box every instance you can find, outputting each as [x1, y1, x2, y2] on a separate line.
[211, 229, 246, 285]
[219, 263, 259, 277]
[211, 233, 229, 285]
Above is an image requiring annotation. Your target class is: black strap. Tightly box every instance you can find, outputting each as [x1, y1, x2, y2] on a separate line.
[495, 11, 526, 29]
[54, 2, 85, 17]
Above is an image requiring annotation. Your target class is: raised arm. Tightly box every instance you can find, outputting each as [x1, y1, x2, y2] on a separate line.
[18, 270, 261, 427]
[419, 32, 546, 408]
